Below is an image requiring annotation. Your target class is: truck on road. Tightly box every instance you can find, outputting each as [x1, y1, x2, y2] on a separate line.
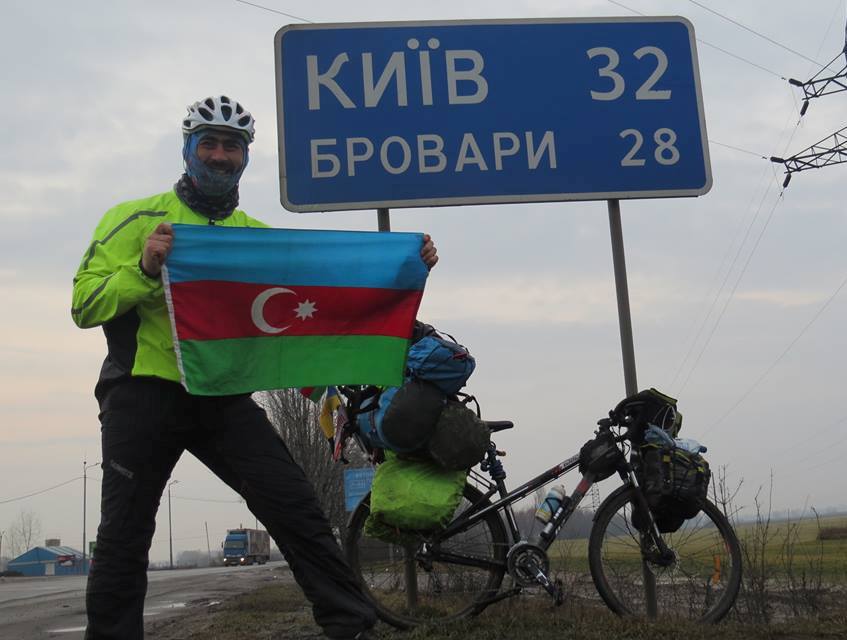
[222, 528, 271, 566]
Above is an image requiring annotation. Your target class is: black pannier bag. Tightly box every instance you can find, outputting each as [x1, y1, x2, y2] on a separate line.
[378, 379, 446, 453]
[613, 388, 682, 437]
[578, 430, 624, 481]
[426, 400, 490, 471]
[636, 444, 711, 533]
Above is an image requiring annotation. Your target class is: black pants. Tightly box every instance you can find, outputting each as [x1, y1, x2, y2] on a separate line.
[85, 377, 375, 639]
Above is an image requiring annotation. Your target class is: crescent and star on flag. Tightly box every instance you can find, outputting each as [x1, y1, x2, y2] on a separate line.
[250, 287, 317, 334]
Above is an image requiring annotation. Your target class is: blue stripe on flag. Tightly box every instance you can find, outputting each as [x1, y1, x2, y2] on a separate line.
[165, 224, 428, 290]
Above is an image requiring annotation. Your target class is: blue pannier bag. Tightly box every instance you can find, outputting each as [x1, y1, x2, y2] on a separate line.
[405, 332, 476, 395]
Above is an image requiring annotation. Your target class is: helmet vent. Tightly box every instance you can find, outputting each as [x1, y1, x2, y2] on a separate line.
[183, 96, 255, 142]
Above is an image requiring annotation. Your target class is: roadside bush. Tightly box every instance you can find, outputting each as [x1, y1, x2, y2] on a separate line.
[712, 467, 841, 622]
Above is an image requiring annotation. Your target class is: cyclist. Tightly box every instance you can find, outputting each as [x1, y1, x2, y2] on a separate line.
[71, 95, 438, 640]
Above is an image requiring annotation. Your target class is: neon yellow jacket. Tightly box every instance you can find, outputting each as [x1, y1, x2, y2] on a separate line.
[72, 189, 266, 385]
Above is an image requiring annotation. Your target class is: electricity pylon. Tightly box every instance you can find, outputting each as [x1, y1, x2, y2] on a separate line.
[788, 51, 847, 116]
[771, 125, 847, 187]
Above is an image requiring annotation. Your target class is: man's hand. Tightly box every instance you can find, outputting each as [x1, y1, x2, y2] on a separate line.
[141, 223, 174, 278]
[421, 234, 438, 271]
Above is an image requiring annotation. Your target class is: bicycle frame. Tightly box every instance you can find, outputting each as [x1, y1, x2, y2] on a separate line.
[434, 437, 671, 569]
[441, 452, 585, 548]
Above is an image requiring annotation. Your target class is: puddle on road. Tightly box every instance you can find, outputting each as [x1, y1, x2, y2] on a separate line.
[47, 626, 86, 634]
[144, 601, 187, 614]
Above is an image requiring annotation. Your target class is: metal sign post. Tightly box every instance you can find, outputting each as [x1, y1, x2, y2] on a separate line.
[377, 207, 391, 232]
[607, 199, 638, 396]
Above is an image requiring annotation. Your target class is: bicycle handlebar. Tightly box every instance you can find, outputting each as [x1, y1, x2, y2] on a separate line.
[596, 413, 638, 444]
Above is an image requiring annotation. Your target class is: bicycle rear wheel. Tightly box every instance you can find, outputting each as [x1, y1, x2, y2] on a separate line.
[344, 483, 508, 629]
[588, 486, 741, 623]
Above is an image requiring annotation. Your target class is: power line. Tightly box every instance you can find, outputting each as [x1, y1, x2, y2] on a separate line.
[678, 185, 785, 395]
[685, 0, 824, 67]
[607, 0, 787, 79]
[696, 39, 786, 80]
[233, 0, 313, 23]
[0, 477, 84, 505]
[753, 414, 847, 468]
[671, 177, 781, 392]
[709, 139, 768, 159]
[702, 271, 847, 436]
[672, 95, 807, 394]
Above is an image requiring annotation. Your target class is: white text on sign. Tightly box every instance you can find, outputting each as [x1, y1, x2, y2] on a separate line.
[307, 39, 489, 109]
[310, 131, 557, 178]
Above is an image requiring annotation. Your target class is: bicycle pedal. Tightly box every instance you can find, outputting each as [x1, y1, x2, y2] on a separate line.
[538, 576, 564, 605]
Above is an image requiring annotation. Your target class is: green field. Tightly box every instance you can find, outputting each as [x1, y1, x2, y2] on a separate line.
[731, 513, 847, 581]
[543, 513, 847, 583]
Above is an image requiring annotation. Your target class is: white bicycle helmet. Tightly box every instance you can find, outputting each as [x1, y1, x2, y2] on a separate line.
[182, 95, 255, 142]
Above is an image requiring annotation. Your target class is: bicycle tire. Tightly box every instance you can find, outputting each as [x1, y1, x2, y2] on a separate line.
[588, 486, 741, 623]
[345, 483, 508, 629]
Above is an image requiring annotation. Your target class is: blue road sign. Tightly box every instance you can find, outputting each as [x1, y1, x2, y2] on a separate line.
[343, 467, 374, 511]
[275, 17, 711, 212]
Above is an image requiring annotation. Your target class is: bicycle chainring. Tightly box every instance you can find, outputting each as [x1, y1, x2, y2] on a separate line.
[506, 541, 551, 587]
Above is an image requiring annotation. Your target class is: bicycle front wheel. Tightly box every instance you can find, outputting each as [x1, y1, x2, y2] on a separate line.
[588, 486, 741, 623]
[345, 484, 508, 629]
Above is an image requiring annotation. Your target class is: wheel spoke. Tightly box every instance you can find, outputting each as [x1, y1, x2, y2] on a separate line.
[588, 487, 741, 623]
[345, 484, 508, 628]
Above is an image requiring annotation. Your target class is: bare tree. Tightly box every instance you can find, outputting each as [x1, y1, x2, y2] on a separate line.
[6, 509, 42, 557]
[259, 389, 363, 538]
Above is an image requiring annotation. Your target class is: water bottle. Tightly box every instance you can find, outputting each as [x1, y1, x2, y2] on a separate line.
[535, 485, 566, 524]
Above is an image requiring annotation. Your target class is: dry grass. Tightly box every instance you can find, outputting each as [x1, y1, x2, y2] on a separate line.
[146, 582, 847, 640]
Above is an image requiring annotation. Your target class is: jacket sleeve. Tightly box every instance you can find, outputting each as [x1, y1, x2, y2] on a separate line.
[71, 209, 165, 329]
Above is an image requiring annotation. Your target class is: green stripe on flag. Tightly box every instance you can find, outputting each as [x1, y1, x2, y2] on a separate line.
[177, 335, 410, 395]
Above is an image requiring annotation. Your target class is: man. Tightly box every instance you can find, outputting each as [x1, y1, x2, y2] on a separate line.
[72, 95, 438, 640]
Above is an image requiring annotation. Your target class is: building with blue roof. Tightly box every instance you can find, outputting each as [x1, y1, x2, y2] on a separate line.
[8, 545, 89, 576]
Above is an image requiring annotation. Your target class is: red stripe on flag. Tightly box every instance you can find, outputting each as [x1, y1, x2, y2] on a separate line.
[170, 280, 423, 341]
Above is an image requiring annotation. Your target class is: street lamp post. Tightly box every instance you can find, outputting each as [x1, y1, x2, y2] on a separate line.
[82, 460, 100, 575]
[0, 529, 5, 572]
[167, 479, 179, 570]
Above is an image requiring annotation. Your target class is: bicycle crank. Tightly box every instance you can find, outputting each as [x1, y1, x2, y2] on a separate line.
[506, 541, 564, 604]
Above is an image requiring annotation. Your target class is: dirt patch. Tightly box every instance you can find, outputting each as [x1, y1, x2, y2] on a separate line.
[145, 581, 322, 639]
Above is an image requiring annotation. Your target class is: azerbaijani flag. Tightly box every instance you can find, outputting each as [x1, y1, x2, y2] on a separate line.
[162, 224, 428, 395]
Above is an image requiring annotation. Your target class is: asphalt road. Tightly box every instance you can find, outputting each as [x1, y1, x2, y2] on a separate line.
[0, 562, 292, 639]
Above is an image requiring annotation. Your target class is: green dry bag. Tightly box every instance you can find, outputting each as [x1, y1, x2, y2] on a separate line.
[365, 452, 466, 543]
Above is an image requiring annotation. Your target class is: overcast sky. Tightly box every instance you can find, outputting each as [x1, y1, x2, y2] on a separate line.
[2, 0, 847, 563]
